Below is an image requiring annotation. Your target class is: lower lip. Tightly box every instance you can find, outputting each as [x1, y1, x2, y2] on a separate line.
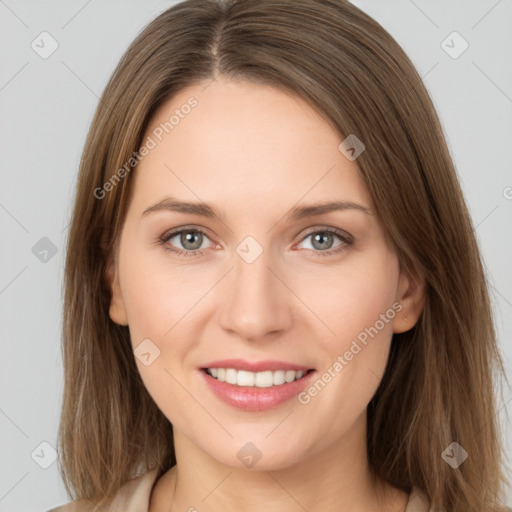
[198, 369, 316, 411]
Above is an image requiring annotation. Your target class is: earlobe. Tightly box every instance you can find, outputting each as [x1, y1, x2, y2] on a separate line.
[105, 259, 129, 326]
[392, 270, 426, 334]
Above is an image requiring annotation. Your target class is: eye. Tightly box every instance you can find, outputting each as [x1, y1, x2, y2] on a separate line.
[295, 227, 354, 257]
[160, 227, 214, 258]
[159, 226, 354, 258]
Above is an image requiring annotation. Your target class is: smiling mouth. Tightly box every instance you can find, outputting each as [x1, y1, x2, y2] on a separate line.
[201, 367, 315, 388]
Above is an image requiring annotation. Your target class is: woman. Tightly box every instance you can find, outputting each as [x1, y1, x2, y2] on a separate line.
[49, 0, 509, 511]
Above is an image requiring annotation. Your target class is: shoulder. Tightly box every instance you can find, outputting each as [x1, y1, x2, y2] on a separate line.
[406, 486, 431, 512]
[405, 487, 512, 512]
[47, 468, 160, 512]
[47, 498, 98, 512]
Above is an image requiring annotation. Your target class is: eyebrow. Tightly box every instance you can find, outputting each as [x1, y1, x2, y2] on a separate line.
[141, 197, 372, 221]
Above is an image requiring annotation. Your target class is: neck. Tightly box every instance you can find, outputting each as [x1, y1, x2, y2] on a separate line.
[151, 412, 408, 512]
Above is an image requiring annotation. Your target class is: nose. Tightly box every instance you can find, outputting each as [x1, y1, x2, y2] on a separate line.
[217, 248, 293, 341]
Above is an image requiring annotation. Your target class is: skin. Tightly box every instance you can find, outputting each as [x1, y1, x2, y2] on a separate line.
[106, 76, 426, 512]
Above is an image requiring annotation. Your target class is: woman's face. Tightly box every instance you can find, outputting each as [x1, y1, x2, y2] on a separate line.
[107, 76, 418, 470]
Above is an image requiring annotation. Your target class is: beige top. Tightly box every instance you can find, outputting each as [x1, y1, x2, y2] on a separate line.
[48, 468, 431, 511]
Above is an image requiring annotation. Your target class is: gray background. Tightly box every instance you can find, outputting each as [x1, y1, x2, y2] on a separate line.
[0, 0, 511, 510]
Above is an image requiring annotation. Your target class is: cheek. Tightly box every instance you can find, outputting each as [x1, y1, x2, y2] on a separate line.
[117, 244, 211, 401]
[118, 252, 202, 420]
[123, 275, 176, 345]
[306, 250, 400, 349]
[118, 240, 200, 344]
[299, 252, 399, 411]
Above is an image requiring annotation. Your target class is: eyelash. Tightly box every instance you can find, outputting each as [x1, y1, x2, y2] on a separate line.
[159, 225, 354, 259]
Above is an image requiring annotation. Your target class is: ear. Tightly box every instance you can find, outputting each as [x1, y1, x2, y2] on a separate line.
[392, 268, 426, 334]
[105, 257, 129, 326]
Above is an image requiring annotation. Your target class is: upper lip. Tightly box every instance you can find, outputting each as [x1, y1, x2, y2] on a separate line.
[200, 359, 314, 373]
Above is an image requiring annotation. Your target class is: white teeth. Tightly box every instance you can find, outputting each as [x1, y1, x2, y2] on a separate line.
[285, 370, 296, 383]
[206, 368, 309, 387]
[255, 371, 273, 388]
[237, 370, 255, 386]
[273, 370, 286, 385]
[225, 368, 237, 385]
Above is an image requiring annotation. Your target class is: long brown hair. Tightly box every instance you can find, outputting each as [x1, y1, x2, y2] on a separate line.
[58, 0, 510, 510]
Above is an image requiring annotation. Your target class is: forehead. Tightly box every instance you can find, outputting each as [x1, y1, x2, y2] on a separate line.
[129, 77, 372, 216]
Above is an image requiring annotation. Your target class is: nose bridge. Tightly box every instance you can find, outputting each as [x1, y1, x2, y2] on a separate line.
[217, 242, 292, 340]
